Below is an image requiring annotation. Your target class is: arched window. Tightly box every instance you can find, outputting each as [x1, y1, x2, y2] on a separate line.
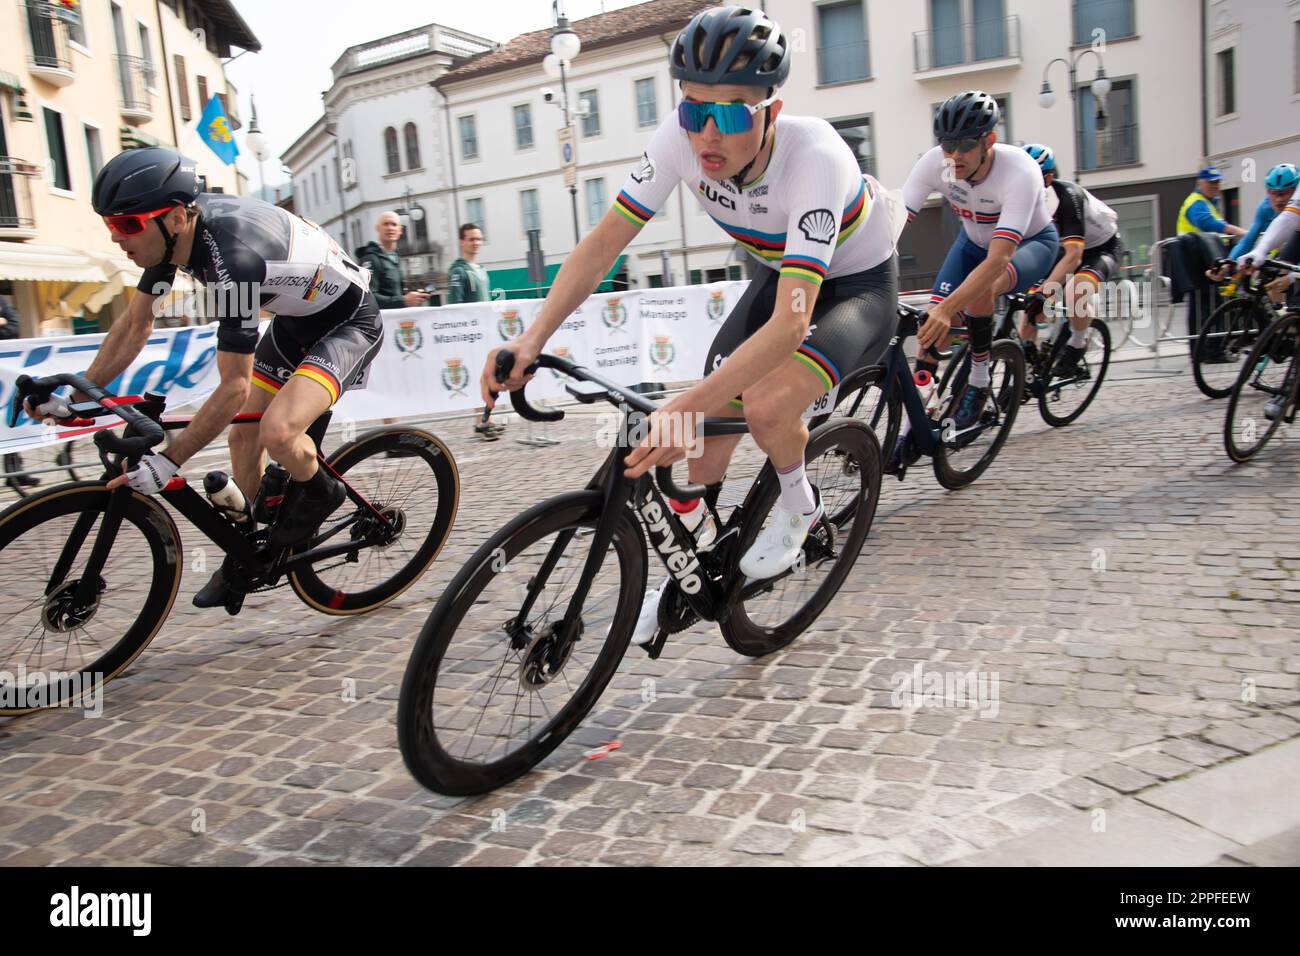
[384, 126, 399, 174]
[404, 123, 421, 170]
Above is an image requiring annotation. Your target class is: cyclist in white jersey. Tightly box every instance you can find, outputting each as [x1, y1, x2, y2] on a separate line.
[480, 5, 899, 643]
[898, 91, 1058, 453]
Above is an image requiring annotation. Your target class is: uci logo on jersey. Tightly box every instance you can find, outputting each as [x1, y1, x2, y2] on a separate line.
[698, 182, 737, 211]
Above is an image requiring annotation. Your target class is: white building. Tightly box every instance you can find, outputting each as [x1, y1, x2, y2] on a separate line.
[770, 0, 1207, 287]
[1204, 0, 1300, 228]
[282, 23, 498, 292]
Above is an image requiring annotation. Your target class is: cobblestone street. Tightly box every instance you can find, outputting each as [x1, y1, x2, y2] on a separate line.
[1, 357, 1298, 866]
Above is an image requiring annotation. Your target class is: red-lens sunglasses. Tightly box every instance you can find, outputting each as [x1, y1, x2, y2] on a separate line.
[103, 206, 174, 236]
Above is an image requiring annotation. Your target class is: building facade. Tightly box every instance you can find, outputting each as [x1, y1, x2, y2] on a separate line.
[0, 0, 258, 334]
[1204, 0, 1300, 229]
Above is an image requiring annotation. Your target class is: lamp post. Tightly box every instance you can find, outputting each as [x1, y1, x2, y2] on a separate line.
[545, 2, 582, 245]
[244, 94, 271, 199]
[1038, 50, 1111, 182]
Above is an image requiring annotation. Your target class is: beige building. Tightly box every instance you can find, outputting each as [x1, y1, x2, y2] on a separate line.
[1, 0, 259, 335]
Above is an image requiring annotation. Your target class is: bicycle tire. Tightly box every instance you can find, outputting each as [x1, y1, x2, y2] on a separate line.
[933, 338, 1026, 489]
[720, 419, 881, 657]
[398, 491, 645, 795]
[1039, 318, 1111, 427]
[289, 427, 459, 615]
[1224, 312, 1300, 463]
[809, 370, 900, 482]
[0, 483, 181, 714]
[1192, 297, 1271, 400]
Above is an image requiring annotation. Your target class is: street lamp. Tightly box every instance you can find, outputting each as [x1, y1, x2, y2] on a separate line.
[1038, 50, 1111, 182]
[549, 2, 582, 245]
[244, 94, 271, 199]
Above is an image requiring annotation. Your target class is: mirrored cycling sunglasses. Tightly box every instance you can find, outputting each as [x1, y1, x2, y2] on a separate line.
[677, 94, 779, 135]
[103, 206, 174, 236]
[938, 135, 985, 154]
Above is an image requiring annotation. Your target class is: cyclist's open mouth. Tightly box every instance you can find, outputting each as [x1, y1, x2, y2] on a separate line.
[701, 152, 726, 173]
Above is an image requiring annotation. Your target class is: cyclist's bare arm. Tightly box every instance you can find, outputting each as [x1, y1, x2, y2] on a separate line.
[481, 207, 641, 404]
[1042, 240, 1084, 297]
[162, 350, 253, 466]
[42, 291, 158, 408]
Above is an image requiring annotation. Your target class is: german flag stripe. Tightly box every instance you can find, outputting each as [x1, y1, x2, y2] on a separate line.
[614, 191, 654, 226]
[293, 364, 341, 404]
[251, 370, 282, 395]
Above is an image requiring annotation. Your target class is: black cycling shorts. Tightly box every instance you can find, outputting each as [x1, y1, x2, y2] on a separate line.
[252, 289, 383, 405]
[704, 256, 898, 406]
[1054, 234, 1123, 284]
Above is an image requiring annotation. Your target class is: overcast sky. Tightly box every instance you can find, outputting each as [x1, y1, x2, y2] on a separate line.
[224, 0, 645, 187]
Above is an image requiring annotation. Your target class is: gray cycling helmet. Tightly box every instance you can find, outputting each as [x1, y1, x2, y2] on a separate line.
[669, 6, 790, 89]
[92, 146, 200, 215]
[933, 90, 1000, 140]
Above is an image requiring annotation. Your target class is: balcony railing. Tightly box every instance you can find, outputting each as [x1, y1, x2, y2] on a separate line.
[115, 54, 156, 123]
[24, 1, 75, 84]
[914, 15, 1020, 73]
[0, 157, 41, 238]
[1079, 123, 1139, 170]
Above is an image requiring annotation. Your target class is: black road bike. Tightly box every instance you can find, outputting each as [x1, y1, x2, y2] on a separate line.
[398, 351, 882, 795]
[1194, 259, 1290, 400]
[810, 302, 1026, 488]
[0, 372, 459, 713]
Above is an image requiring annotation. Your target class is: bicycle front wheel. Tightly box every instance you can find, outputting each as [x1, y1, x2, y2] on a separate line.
[932, 338, 1026, 489]
[0, 484, 182, 714]
[1192, 298, 1271, 400]
[289, 427, 459, 615]
[720, 418, 881, 658]
[398, 491, 645, 796]
[1224, 312, 1299, 463]
[1039, 318, 1111, 427]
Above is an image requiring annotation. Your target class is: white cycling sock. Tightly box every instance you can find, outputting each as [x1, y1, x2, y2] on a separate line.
[969, 358, 991, 389]
[776, 460, 816, 515]
[1068, 326, 1089, 348]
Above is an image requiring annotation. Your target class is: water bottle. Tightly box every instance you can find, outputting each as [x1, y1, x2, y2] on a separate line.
[915, 369, 940, 418]
[204, 471, 250, 523]
[252, 463, 290, 525]
[670, 497, 717, 551]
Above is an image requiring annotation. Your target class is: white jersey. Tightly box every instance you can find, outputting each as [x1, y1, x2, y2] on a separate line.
[901, 143, 1053, 249]
[614, 113, 897, 287]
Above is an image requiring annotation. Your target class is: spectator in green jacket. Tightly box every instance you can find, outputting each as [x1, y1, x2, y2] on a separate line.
[446, 223, 490, 304]
[447, 223, 503, 439]
[358, 211, 430, 309]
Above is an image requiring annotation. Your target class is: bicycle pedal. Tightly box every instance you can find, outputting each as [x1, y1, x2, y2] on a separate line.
[643, 628, 668, 660]
[224, 593, 245, 616]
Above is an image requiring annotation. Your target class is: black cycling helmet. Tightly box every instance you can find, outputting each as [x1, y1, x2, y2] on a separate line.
[933, 90, 1001, 141]
[669, 6, 790, 89]
[92, 146, 200, 216]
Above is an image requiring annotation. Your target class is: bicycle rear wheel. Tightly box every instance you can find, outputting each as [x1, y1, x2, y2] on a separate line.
[289, 427, 459, 615]
[1039, 318, 1111, 427]
[932, 339, 1026, 489]
[0, 484, 181, 713]
[398, 491, 645, 795]
[809, 372, 900, 480]
[1192, 297, 1271, 400]
[720, 419, 881, 658]
[1223, 312, 1299, 463]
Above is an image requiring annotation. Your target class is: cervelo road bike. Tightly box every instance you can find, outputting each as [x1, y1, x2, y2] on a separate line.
[0, 371, 458, 713]
[398, 350, 882, 795]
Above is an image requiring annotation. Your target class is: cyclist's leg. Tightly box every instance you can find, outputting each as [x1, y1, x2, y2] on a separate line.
[236, 321, 299, 501]
[689, 267, 781, 487]
[925, 233, 986, 377]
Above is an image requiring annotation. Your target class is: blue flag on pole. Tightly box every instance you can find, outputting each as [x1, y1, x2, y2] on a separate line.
[197, 94, 239, 165]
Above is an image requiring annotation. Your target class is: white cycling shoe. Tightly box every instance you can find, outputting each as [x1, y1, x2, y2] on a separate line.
[739, 493, 823, 581]
[630, 579, 668, 646]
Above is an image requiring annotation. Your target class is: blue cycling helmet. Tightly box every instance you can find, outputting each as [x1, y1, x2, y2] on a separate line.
[1024, 143, 1056, 173]
[1264, 163, 1299, 190]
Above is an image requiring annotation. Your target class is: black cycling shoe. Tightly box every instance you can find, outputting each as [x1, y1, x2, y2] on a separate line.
[269, 470, 346, 549]
[193, 561, 237, 609]
[1051, 343, 1089, 382]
